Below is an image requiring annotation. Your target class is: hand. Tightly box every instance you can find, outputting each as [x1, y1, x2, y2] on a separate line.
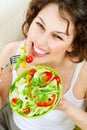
[0, 66, 3, 72]
[0, 66, 3, 83]
[0, 97, 2, 109]
[55, 96, 87, 130]
[55, 96, 72, 112]
[0, 66, 3, 108]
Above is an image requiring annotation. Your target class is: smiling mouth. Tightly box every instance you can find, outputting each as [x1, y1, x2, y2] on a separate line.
[31, 42, 49, 57]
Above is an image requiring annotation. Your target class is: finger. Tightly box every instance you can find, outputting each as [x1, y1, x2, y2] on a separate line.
[0, 66, 3, 71]
[58, 98, 63, 105]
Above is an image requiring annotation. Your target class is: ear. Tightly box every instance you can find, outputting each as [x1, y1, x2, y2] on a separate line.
[67, 45, 72, 52]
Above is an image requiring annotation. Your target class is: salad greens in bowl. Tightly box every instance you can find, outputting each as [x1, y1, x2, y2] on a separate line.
[9, 66, 63, 118]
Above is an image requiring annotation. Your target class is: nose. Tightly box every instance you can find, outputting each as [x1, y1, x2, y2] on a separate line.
[37, 32, 49, 46]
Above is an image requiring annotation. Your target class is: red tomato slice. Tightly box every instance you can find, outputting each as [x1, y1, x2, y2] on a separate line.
[29, 68, 36, 75]
[44, 71, 52, 82]
[44, 94, 56, 107]
[12, 98, 19, 104]
[37, 102, 44, 107]
[37, 94, 56, 107]
[52, 76, 60, 84]
[23, 108, 30, 114]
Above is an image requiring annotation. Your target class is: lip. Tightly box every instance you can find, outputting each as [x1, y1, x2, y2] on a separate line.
[31, 42, 49, 57]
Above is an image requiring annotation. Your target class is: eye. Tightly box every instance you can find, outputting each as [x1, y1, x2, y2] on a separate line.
[53, 34, 63, 41]
[36, 22, 45, 30]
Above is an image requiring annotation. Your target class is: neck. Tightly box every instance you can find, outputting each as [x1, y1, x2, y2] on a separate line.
[45, 56, 70, 69]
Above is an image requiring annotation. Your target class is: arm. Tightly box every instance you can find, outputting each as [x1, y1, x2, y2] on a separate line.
[0, 66, 12, 108]
[0, 44, 13, 108]
[0, 41, 21, 108]
[56, 97, 87, 130]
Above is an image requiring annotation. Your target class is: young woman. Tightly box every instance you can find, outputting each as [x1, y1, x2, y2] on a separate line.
[0, 0, 87, 130]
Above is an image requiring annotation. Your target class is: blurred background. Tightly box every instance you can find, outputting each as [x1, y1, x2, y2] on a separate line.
[0, 0, 30, 52]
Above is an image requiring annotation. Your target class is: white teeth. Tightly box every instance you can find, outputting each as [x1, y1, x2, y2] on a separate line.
[34, 44, 47, 54]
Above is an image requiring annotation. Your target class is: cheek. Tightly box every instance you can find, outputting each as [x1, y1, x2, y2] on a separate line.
[51, 43, 70, 53]
[28, 26, 36, 39]
[28, 23, 42, 39]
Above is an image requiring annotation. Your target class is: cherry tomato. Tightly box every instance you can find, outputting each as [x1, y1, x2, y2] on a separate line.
[44, 71, 52, 82]
[12, 98, 19, 104]
[26, 55, 33, 63]
[29, 68, 36, 75]
[23, 108, 30, 114]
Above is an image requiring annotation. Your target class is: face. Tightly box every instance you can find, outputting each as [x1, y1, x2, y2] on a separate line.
[26, 3, 75, 65]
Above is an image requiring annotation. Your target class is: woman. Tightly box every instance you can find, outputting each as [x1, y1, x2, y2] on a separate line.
[0, 0, 87, 130]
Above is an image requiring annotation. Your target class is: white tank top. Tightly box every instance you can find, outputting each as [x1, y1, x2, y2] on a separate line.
[12, 40, 85, 130]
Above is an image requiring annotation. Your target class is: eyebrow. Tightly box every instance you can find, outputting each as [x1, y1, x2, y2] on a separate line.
[55, 31, 70, 36]
[37, 16, 46, 26]
[37, 16, 70, 36]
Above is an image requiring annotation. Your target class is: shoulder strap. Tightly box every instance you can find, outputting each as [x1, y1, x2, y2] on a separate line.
[70, 61, 85, 88]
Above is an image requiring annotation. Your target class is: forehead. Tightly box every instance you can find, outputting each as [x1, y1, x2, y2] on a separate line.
[37, 3, 75, 35]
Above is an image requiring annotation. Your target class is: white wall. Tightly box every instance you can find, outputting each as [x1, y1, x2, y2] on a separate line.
[0, 0, 30, 52]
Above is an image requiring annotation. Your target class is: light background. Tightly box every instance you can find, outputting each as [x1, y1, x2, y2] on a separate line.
[0, 0, 30, 52]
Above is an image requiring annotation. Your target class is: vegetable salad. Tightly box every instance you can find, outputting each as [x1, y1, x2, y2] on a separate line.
[9, 66, 62, 118]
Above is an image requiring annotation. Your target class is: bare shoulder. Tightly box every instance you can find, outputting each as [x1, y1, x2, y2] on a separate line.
[0, 40, 23, 66]
[82, 61, 87, 77]
[81, 61, 87, 96]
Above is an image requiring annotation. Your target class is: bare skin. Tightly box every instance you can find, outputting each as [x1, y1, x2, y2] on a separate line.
[0, 3, 87, 130]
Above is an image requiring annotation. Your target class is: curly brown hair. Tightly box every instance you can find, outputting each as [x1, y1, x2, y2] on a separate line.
[22, 0, 87, 62]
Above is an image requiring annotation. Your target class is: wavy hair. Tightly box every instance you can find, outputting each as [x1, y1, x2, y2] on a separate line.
[22, 0, 87, 62]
